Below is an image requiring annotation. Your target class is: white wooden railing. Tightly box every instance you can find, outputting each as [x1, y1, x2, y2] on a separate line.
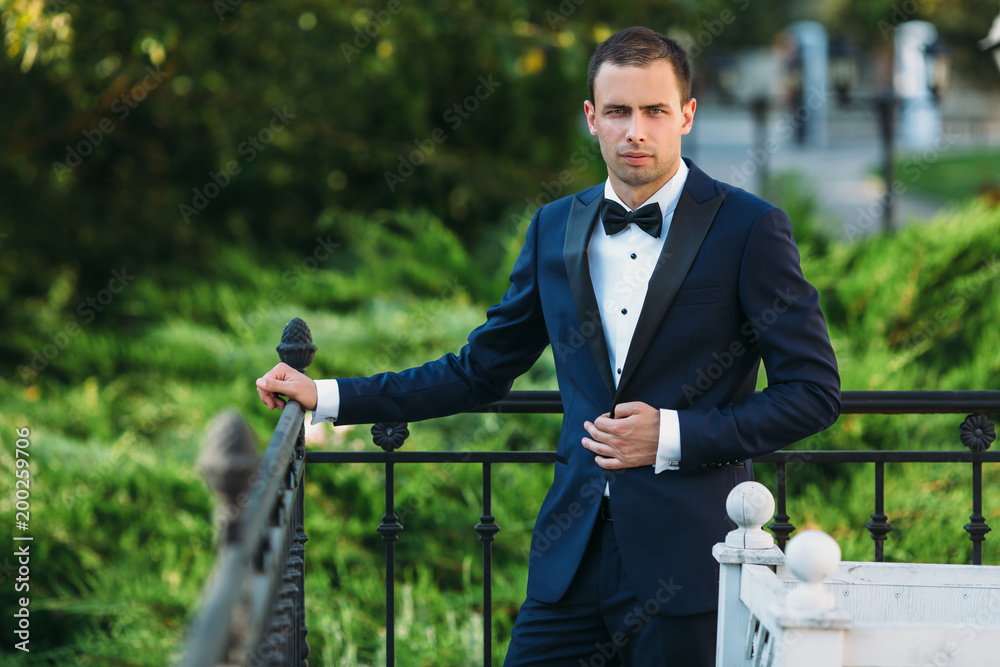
[714, 482, 1000, 667]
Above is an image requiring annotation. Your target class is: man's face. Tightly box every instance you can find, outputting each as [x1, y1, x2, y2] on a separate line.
[584, 60, 695, 205]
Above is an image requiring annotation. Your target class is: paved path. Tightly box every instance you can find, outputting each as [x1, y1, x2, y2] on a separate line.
[685, 108, 950, 241]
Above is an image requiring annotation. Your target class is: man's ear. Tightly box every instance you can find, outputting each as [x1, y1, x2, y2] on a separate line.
[584, 100, 598, 136]
[681, 97, 696, 135]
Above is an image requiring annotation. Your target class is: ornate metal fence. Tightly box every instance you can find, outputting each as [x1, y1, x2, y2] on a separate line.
[179, 317, 999, 666]
[177, 318, 315, 666]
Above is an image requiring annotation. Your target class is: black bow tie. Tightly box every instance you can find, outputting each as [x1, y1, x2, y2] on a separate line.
[600, 200, 662, 237]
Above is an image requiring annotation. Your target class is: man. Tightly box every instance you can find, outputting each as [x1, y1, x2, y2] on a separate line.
[256, 26, 840, 666]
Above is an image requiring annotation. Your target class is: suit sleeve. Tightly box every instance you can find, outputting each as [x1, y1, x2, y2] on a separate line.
[676, 206, 841, 471]
[334, 211, 551, 425]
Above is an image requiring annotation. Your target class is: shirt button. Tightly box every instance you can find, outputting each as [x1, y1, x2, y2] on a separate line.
[630, 253, 637, 260]
[621, 308, 627, 315]
[616, 368, 622, 375]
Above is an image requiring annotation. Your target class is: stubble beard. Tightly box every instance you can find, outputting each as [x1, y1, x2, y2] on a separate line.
[609, 159, 670, 189]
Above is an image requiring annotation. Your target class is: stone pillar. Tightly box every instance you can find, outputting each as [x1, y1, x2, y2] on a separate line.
[895, 21, 941, 149]
[788, 21, 829, 148]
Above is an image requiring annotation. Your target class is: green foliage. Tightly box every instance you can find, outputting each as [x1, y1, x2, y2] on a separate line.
[3, 197, 1000, 664]
[813, 198, 1000, 392]
[895, 147, 1000, 202]
[3, 1, 1000, 662]
[0, 0, 808, 365]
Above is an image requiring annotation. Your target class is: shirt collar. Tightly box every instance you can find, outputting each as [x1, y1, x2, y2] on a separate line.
[602, 158, 689, 219]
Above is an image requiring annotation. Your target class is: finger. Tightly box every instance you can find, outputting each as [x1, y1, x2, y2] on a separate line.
[264, 362, 298, 382]
[256, 378, 288, 410]
[595, 455, 625, 470]
[257, 386, 273, 409]
[257, 377, 290, 394]
[584, 420, 617, 445]
[593, 413, 623, 435]
[256, 385, 286, 410]
[613, 401, 644, 419]
[581, 437, 617, 460]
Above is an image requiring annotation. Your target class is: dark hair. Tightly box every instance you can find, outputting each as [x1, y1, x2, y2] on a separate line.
[587, 27, 692, 105]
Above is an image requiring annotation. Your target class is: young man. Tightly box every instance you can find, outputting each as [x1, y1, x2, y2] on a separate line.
[257, 26, 840, 666]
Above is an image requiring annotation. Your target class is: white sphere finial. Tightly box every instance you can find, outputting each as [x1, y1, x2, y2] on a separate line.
[785, 530, 841, 613]
[724, 481, 776, 549]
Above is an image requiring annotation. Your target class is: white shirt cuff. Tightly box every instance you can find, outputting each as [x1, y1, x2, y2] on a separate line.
[310, 379, 341, 425]
[654, 408, 681, 472]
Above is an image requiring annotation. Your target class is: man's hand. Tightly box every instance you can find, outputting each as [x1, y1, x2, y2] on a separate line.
[256, 362, 318, 411]
[582, 401, 660, 469]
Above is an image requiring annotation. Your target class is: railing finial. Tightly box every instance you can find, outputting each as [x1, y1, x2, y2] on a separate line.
[725, 481, 777, 549]
[784, 530, 841, 613]
[199, 410, 258, 542]
[277, 317, 317, 373]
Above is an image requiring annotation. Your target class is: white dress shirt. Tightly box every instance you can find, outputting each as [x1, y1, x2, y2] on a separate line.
[588, 161, 688, 474]
[312, 162, 689, 473]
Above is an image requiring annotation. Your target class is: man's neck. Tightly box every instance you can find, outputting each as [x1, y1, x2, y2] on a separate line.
[610, 164, 680, 210]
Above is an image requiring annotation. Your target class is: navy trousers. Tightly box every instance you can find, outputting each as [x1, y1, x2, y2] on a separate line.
[503, 513, 717, 667]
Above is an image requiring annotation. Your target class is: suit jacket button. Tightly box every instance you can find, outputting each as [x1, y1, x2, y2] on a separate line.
[698, 463, 708, 470]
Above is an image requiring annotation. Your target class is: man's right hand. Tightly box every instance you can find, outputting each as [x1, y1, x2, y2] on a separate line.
[256, 362, 318, 411]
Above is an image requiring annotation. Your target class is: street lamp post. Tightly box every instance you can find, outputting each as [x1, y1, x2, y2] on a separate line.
[830, 36, 898, 234]
[829, 29, 949, 236]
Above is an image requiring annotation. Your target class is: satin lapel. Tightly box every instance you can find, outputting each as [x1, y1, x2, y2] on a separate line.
[564, 193, 617, 398]
[614, 186, 727, 402]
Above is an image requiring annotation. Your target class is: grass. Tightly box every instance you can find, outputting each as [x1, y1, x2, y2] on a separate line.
[1, 197, 999, 664]
[895, 146, 1000, 202]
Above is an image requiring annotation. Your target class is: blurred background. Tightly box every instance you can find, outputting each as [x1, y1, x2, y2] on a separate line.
[1, 0, 999, 664]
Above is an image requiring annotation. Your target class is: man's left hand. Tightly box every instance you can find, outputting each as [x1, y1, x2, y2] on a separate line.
[582, 401, 660, 469]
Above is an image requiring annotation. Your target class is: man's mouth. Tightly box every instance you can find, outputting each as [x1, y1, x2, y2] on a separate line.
[620, 151, 652, 165]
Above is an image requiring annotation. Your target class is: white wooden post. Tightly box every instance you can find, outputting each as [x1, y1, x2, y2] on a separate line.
[771, 530, 852, 666]
[713, 482, 785, 666]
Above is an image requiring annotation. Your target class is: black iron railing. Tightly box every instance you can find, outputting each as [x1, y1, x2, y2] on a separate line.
[180, 318, 999, 666]
[177, 318, 315, 666]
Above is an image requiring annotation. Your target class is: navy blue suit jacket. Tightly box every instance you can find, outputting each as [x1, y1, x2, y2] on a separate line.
[337, 159, 840, 615]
